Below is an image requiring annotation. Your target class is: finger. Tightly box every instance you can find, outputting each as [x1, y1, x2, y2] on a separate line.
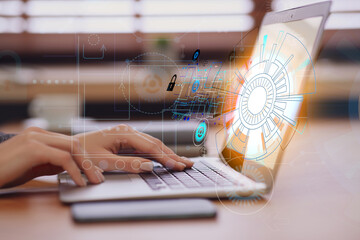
[34, 142, 86, 187]
[28, 132, 104, 184]
[32, 164, 64, 177]
[118, 130, 187, 171]
[24, 126, 65, 137]
[138, 132, 194, 168]
[89, 124, 188, 171]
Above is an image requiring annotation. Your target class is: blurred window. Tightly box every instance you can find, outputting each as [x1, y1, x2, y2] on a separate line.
[0, 0, 255, 33]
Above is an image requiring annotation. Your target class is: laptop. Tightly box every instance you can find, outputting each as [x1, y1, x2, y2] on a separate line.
[59, 2, 331, 203]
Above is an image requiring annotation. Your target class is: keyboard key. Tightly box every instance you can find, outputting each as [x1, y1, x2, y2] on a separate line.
[195, 161, 235, 186]
[171, 171, 201, 188]
[153, 167, 183, 189]
[139, 173, 165, 190]
[140, 161, 237, 191]
[185, 169, 215, 187]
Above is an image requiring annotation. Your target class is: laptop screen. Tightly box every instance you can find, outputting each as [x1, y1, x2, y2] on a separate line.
[221, 15, 324, 171]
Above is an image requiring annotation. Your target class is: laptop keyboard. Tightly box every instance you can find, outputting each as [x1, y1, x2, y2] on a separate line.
[139, 161, 236, 191]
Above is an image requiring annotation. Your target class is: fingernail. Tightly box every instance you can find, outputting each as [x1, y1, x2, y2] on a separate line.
[99, 172, 105, 182]
[181, 156, 194, 163]
[176, 162, 187, 169]
[95, 166, 104, 173]
[165, 161, 176, 169]
[140, 162, 154, 171]
[80, 177, 87, 187]
[95, 170, 105, 183]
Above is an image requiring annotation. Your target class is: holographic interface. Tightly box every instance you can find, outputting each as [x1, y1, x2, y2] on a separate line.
[220, 17, 322, 170]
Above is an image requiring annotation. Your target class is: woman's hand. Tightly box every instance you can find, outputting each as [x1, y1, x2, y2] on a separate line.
[74, 124, 193, 173]
[0, 125, 193, 188]
[0, 127, 104, 188]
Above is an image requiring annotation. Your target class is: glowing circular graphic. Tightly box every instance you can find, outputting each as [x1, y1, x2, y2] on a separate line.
[192, 49, 200, 61]
[193, 120, 208, 146]
[247, 87, 266, 115]
[215, 160, 274, 215]
[239, 74, 276, 130]
[219, 31, 316, 162]
[192, 80, 200, 93]
[88, 34, 100, 46]
[226, 165, 265, 205]
[119, 52, 181, 114]
[195, 122, 206, 142]
[143, 73, 162, 94]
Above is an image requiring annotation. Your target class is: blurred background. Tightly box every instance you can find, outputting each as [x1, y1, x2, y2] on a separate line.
[0, 0, 359, 127]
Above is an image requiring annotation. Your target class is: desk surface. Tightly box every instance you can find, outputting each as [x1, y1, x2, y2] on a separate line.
[0, 119, 359, 240]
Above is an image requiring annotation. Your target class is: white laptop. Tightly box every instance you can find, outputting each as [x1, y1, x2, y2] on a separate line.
[59, 2, 331, 203]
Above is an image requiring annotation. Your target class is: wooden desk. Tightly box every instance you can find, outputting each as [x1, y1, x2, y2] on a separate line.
[0, 119, 359, 240]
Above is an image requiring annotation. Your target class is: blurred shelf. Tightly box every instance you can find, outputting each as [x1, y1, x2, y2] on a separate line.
[314, 60, 360, 101]
[1, 60, 360, 104]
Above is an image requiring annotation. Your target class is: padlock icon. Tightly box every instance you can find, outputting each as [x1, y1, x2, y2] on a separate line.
[167, 74, 177, 91]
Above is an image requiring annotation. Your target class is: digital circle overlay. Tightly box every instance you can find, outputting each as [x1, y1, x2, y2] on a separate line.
[192, 49, 200, 61]
[193, 120, 208, 146]
[119, 52, 181, 115]
[192, 80, 200, 93]
[221, 31, 316, 162]
[215, 158, 274, 215]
